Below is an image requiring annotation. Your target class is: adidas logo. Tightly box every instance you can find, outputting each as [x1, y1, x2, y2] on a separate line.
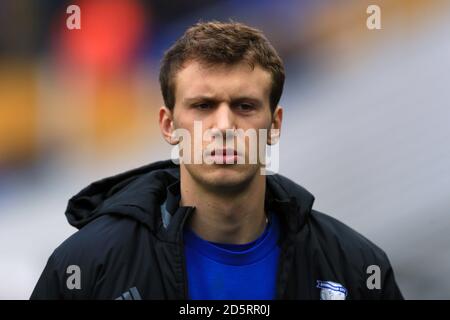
[115, 287, 142, 300]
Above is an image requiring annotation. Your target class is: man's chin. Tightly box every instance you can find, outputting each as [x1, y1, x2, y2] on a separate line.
[187, 163, 260, 191]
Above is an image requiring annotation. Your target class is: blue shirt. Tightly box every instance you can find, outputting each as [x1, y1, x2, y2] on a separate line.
[184, 212, 280, 300]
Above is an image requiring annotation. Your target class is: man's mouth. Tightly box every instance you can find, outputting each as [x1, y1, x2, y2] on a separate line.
[208, 148, 241, 164]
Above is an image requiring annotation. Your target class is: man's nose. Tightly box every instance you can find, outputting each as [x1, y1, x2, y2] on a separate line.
[213, 103, 236, 134]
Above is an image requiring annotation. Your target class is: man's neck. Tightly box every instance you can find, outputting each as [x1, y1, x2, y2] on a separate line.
[179, 167, 267, 244]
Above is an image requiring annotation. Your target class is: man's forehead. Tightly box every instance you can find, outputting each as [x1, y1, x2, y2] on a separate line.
[175, 60, 271, 100]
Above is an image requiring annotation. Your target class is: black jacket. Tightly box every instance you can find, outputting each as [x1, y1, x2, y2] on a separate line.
[30, 160, 403, 300]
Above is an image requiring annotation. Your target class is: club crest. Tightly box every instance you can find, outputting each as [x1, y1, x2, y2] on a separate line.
[316, 280, 348, 300]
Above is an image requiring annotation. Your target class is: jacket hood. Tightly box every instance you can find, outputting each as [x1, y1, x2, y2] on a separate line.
[65, 160, 315, 233]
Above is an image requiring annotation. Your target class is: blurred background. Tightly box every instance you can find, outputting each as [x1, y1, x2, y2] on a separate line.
[1, 0, 449, 299]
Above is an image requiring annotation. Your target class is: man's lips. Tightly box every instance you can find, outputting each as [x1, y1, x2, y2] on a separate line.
[210, 149, 239, 156]
[204, 148, 243, 164]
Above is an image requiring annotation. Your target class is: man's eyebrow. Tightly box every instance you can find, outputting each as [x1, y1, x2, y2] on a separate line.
[232, 97, 263, 104]
[182, 96, 217, 105]
[182, 96, 263, 105]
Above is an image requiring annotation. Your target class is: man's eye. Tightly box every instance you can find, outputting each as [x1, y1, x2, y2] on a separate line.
[195, 103, 211, 110]
[238, 103, 254, 111]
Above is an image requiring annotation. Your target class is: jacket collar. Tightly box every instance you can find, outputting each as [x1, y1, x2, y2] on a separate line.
[158, 171, 314, 242]
[65, 160, 315, 238]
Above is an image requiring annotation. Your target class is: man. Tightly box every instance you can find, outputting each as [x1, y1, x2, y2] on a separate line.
[31, 21, 403, 300]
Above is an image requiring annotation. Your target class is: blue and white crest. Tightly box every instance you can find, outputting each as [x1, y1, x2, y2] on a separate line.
[316, 280, 348, 300]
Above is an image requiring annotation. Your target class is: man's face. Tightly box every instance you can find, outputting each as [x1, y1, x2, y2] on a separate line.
[161, 60, 282, 191]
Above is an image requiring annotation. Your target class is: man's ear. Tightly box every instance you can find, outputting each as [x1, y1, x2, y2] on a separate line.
[268, 105, 283, 145]
[159, 106, 178, 145]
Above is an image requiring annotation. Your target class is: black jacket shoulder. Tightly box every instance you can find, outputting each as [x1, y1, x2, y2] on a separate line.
[31, 215, 155, 299]
[306, 210, 403, 299]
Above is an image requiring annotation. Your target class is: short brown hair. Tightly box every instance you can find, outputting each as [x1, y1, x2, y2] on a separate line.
[159, 20, 285, 113]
